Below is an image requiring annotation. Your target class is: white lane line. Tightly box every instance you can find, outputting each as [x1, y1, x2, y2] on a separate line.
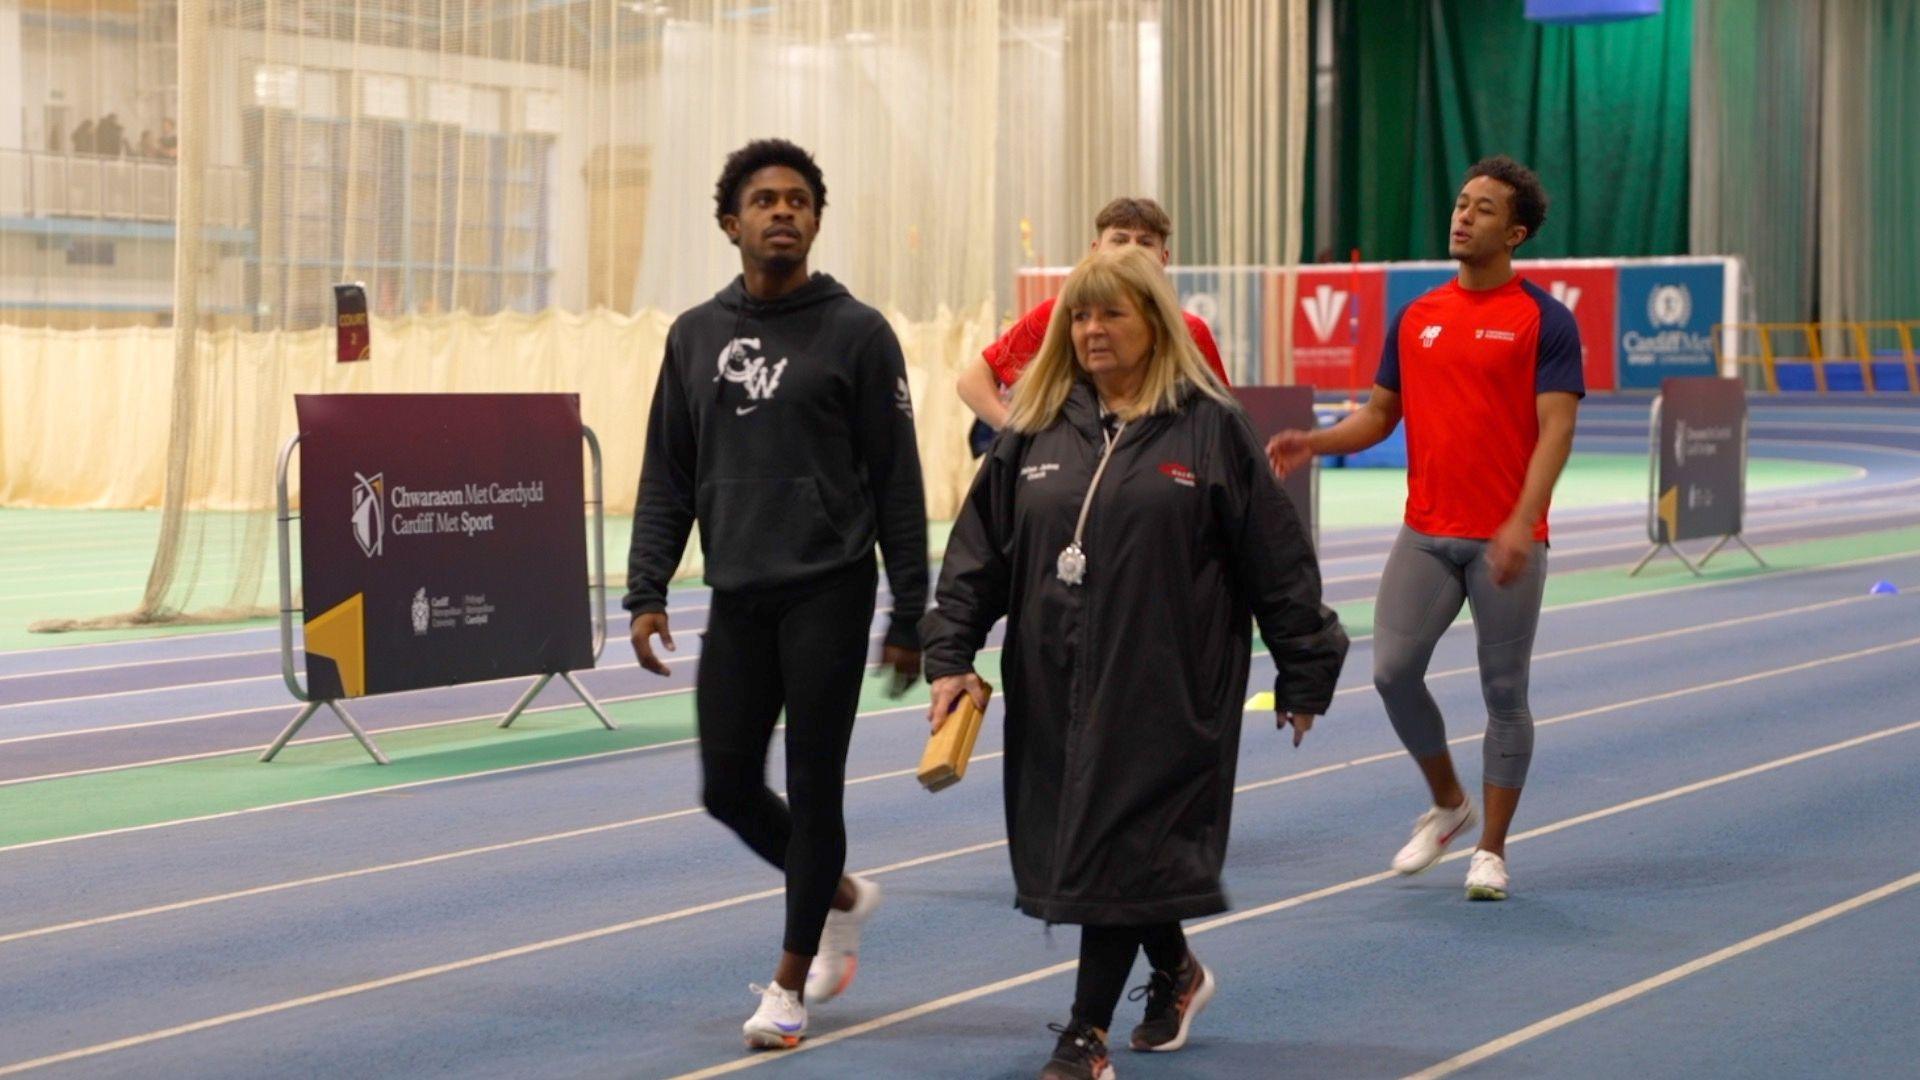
[0, 605, 893, 712]
[4, 635, 1914, 1075]
[0, 592, 1866, 943]
[1400, 876, 1920, 1078]
[0, 592, 721, 659]
[7, 537, 1917, 834]
[663, 716, 1920, 1079]
[1333, 528, 1920, 620]
[7, 528, 1917, 803]
[0, 648, 281, 684]
[0, 749, 1007, 948]
[0, 690, 699, 786]
[1315, 503, 1920, 586]
[0, 619, 911, 766]
[0, 836, 1014, 1079]
[0, 676, 990, 853]
[1311, 488, 1913, 568]
[1308, 470, 1905, 557]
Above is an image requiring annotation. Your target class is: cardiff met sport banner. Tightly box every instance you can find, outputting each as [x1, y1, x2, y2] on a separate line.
[1616, 263, 1725, 389]
[296, 394, 593, 700]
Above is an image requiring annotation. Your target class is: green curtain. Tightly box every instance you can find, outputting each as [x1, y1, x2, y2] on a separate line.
[1843, 1, 1919, 322]
[1693, 0, 1918, 324]
[1690, 0, 1822, 324]
[1863, 3, 1919, 321]
[1329, 0, 1691, 262]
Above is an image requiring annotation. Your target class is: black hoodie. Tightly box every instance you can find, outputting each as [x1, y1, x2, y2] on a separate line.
[624, 273, 928, 649]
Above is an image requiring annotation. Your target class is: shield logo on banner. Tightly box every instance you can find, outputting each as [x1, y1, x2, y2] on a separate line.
[352, 471, 384, 558]
[1649, 284, 1692, 328]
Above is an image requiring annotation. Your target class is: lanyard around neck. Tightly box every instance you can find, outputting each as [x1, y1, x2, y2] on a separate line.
[1057, 419, 1125, 587]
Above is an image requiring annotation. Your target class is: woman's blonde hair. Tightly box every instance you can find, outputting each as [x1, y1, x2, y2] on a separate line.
[1005, 246, 1232, 432]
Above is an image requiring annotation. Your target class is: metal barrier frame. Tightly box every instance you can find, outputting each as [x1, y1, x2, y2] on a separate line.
[264, 424, 613, 765]
[1630, 393, 1766, 577]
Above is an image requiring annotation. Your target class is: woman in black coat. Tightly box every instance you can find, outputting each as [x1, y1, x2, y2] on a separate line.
[922, 247, 1348, 1080]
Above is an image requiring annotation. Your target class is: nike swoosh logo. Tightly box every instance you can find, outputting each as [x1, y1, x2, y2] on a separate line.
[735, 405, 759, 416]
[774, 1021, 803, 1032]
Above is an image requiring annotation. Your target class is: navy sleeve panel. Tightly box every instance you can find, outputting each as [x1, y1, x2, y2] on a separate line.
[1374, 304, 1408, 392]
[1524, 280, 1587, 398]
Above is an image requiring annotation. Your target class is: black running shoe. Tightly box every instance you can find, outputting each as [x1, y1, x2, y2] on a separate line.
[1127, 954, 1215, 1052]
[1039, 1019, 1116, 1080]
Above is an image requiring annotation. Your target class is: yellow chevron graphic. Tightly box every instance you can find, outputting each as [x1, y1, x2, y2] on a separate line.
[1658, 485, 1679, 542]
[306, 593, 367, 698]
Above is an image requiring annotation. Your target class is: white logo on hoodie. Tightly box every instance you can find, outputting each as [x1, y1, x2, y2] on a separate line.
[715, 338, 788, 414]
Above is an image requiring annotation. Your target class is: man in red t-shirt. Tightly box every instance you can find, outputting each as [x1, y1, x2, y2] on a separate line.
[1269, 156, 1582, 903]
[957, 197, 1229, 435]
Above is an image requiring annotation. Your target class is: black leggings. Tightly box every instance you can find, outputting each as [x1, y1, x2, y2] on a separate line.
[696, 559, 877, 957]
[1072, 923, 1189, 1031]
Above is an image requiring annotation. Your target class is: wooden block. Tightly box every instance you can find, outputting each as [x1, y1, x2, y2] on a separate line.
[917, 683, 992, 792]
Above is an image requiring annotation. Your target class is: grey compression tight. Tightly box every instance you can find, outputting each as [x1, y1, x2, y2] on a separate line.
[1372, 526, 1547, 789]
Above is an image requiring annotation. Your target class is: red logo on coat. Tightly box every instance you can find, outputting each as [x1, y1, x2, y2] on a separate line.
[1159, 462, 1197, 488]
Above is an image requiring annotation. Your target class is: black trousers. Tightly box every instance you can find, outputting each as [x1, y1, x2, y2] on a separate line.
[1072, 922, 1189, 1031]
[696, 558, 878, 956]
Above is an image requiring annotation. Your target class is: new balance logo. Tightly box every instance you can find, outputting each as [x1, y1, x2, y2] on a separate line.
[715, 338, 788, 414]
[1300, 284, 1349, 343]
[1420, 325, 1443, 348]
[1549, 281, 1581, 311]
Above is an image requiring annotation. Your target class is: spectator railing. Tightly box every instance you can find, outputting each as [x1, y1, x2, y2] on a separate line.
[1714, 321, 1920, 393]
[0, 147, 250, 229]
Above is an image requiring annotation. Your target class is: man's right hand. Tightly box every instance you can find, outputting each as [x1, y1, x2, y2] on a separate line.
[1267, 429, 1314, 478]
[629, 611, 675, 676]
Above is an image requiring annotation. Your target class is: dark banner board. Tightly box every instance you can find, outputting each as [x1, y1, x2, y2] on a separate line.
[1233, 385, 1317, 547]
[296, 393, 593, 700]
[1653, 377, 1746, 543]
[334, 283, 371, 363]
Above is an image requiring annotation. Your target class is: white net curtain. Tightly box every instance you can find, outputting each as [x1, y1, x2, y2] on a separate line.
[0, 0, 1308, 627]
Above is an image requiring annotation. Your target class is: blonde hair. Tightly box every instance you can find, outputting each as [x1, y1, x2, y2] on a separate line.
[1006, 247, 1232, 432]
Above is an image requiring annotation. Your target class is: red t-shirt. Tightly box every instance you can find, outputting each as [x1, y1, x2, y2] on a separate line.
[1374, 276, 1584, 541]
[982, 296, 1231, 388]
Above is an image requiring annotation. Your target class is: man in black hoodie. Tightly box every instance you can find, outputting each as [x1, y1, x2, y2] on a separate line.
[624, 139, 928, 1050]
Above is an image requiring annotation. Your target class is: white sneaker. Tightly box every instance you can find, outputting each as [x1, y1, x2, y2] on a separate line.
[805, 875, 881, 1004]
[1391, 799, 1478, 875]
[1465, 849, 1509, 901]
[742, 982, 807, 1049]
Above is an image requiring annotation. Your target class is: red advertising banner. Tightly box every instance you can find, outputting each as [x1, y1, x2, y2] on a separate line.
[1287, 266, 1387, 391]
[1518, 264, 1618, 391]
[295, 394, 593, 700]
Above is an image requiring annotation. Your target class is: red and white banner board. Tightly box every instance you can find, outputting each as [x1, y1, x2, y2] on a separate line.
[1012, 257, 1737, 391]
